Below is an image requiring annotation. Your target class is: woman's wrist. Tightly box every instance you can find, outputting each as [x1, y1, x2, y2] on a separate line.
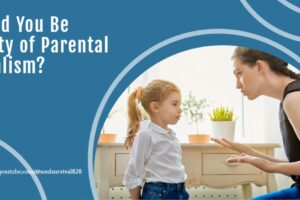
[246, 148, 257, 156]
[267, 162, 281, 173]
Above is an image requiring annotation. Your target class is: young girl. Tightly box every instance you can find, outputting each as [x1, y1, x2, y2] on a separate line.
[212, 47, 300, 199]
[123, 79, 189, 200]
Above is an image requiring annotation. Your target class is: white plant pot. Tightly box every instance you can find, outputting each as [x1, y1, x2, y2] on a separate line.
[211, 121, 236, 141]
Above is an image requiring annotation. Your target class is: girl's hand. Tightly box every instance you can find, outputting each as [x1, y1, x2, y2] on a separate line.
[227, 154, 276, 173]
[129, 186, 141, 200]
[211, 137, 254, 155]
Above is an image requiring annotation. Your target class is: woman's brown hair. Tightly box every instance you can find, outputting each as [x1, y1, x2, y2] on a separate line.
[232, 47, 300, 79]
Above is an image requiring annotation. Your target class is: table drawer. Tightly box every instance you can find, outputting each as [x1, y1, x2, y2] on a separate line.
[202, 153, 261, 175]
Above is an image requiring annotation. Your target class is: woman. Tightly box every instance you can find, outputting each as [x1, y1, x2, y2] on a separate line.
[212, 47, 300, 199]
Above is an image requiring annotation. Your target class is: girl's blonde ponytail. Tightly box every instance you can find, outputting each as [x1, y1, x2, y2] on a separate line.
[124, 88, 143, 149]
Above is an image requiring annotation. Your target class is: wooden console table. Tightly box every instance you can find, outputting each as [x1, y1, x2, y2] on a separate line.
[94, 143, 280, 199]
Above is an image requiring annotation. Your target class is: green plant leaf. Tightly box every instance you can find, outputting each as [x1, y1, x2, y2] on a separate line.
[209, 106, 234, 121]
[182, 91, 210, 133]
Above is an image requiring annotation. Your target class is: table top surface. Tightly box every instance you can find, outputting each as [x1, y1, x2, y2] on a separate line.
[97, 142, 281, 148]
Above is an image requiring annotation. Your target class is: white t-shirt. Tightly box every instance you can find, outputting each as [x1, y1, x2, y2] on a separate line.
[123, 120, 187, 190]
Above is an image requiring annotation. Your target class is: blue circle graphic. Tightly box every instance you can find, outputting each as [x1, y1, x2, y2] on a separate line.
[0, 140, 46, 199]
[241, 0, 300, 41]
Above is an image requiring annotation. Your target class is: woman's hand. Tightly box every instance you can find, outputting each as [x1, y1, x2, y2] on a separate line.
[227, 154, 276, 173]
[211, 137, 254, 155]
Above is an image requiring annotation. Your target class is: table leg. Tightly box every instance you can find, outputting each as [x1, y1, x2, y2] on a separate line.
[99, 148, 110, 199]
[267, 173, 278, 193]
[266, 148, 278, 193]
[242, 183, 253, 199]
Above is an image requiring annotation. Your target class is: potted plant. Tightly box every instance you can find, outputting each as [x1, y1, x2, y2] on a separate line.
[182, 91, 210, 143]
[209, 106, 236, 141]
[98, 109, 118, 143]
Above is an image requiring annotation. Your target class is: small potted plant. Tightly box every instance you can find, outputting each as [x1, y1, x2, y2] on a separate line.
[209, 106, 236, 141]
[182, 91, 210, 143]
[98, 109, 118, 143]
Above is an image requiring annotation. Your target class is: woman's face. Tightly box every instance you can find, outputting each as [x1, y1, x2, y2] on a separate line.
[233, 58, 261, 100]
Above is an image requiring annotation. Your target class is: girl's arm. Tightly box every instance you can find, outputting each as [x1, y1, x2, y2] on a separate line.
[123, 131, 152, 198]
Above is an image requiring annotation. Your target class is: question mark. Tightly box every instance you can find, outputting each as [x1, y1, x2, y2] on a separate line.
[36, 56, 45, 73]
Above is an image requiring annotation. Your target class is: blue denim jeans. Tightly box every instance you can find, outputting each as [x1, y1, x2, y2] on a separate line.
[251, 186, 300, 199]
[141, 182, 189, 200]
